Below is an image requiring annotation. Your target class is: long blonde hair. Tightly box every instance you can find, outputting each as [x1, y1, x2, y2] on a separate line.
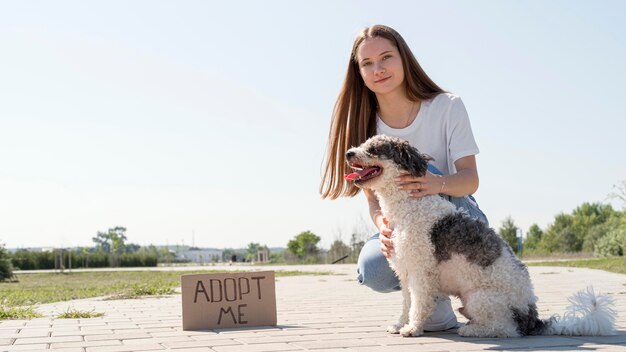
[320, 25, 445, 199]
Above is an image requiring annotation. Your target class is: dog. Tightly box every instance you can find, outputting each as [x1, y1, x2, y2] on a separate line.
[345, 135, 616, 338]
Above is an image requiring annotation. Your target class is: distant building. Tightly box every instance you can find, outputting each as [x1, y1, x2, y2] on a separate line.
[256, 249, 269, 263]
[179, 249, 223, 263]
[8, 247, 56, 253]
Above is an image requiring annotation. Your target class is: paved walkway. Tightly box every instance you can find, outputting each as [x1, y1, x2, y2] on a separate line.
[1, 264, 626, 351]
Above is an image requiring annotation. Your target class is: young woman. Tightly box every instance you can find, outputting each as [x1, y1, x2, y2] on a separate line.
[320, 25, 488, 331]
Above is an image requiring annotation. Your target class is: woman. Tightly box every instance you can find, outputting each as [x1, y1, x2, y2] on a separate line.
[320, 25, 488, 331]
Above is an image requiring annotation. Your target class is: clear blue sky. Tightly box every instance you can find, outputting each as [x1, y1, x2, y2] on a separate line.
[1, 0, 625, 249]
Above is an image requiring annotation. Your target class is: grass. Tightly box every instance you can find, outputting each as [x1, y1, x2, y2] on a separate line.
[56, 308, 104, 319]
[0, 271, 179, 308]
[526, 256, 626, 274]
[0, 306, 42, 320]
[0, 269, 330, 312]
[105, 282, 177, 300]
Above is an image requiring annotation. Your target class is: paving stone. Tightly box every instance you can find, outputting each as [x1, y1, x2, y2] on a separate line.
[79, 325, 110, 330]
[262, 329, 329, 337]
[103, 324, 139, 330]
[14, 335, 83, 345]
[0, 344, 48, 351]
[121, 336, 194, 345]
[50, 340, 122, 349]
[52, 329, 114, 337]
[346, 345, 454, 352]
[148, 330, 216, 338]
[10, 329, 51, 338]
[162, 339, 243, 349]
[567, 330, 626, 345]
[576, 344, 626, 351]
[7, 264, 625, 352]
[191, 332, 263, 340]
[291, 338, 380, 349]
[86, 343, 165, 352]
[212, 343, 303, 352]
[84, 332, 151, 341]
[235, 335, 323, 344]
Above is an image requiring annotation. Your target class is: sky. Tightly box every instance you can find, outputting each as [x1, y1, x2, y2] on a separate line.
[1, 0, 625, 250]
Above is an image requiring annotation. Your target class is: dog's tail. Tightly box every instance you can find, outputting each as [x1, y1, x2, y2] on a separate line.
[540, 286, 617, 336]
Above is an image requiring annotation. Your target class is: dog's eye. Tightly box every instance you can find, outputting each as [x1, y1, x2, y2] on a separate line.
[366, 151, 388, 159]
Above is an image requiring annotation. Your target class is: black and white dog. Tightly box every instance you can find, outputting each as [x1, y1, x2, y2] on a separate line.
[345, 135, 616, 337]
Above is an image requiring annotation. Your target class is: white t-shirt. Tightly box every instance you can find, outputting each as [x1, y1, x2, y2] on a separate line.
[376, 93, 479, 175]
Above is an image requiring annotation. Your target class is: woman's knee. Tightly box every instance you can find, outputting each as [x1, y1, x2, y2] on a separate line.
[356, 234, 400, 293]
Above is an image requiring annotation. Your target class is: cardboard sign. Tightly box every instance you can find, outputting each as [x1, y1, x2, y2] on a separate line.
[181, 271, 277, 330]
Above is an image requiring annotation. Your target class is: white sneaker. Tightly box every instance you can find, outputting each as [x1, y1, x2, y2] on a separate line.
[423, 296, 458, 331]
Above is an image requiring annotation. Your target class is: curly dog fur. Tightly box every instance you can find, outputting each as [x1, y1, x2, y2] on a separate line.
[345, 135, 616, 338]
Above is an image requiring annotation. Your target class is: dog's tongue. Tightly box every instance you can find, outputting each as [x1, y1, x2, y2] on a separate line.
[344, 172, 361, 181]
[345, 168, 377, 181]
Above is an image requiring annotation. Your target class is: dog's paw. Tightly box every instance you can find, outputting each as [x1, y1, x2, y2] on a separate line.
[386, 323, 403, 334]
[457, 325, 474, 337]
[400, 324, 423, 337]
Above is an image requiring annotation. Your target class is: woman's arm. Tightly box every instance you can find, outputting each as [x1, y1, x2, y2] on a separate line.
[364, 189, 385, 230]
[364, 189, 394, 258]
[395, 155, 479, 198]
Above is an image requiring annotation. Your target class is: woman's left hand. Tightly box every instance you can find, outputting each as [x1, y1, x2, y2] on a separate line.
[395, 171, 443, 198]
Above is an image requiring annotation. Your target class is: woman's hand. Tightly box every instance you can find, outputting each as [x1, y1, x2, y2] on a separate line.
[395, 171, 444, 198]
[379, 218, 394, 258]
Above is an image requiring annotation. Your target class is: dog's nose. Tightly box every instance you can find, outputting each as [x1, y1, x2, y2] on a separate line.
[346, 151, 355, 159]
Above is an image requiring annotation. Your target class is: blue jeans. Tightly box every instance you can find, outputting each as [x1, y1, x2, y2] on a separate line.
[356, 163, 488, 293]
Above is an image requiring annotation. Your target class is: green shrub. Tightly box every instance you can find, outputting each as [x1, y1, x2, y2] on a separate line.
[0, 244, 13, 281]
[120, 252, 157, 267]
[10, 250, 157, 270]
[56, 308, 104, 319]
[594, 227, 626, 257]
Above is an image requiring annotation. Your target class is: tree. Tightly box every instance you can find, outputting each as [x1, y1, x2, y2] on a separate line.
[569, 203, 617, 250]
[537, 203, 623, 253]
[328, 239, 351, 263]
[124, 243, 141, 253]
[349, 232, 366, 263]
[609, 180, 626, 208]
[0, 242, 13, 281]
[92, 226, 128, 254]
[523, 224, 543, 252]
[157, 247, 176, 263]
[287, 231, 321, 262]
[538, 213, 574, 253]
[245, 242, 269, 262]
[582, 213, 625, 252]
[348, 214, 373, 263]
[92, 226, 129, 267]
[222, 248, 246, 262]
[594, 226, 626, 257]
[498, 217, 519, 252]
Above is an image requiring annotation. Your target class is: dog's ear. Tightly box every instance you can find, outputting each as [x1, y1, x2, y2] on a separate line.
[394, 141, 433, 177]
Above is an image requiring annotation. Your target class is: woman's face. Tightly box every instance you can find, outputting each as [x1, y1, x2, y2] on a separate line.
[356, 37, 405, 97]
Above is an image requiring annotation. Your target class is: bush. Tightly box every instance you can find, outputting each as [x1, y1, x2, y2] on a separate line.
[120, 252, 158, 267]
[595, 227, 626, 257]
[10, 251, 54, 270]
[10, 250, 157, 270]
[0, 244, 13, 281]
